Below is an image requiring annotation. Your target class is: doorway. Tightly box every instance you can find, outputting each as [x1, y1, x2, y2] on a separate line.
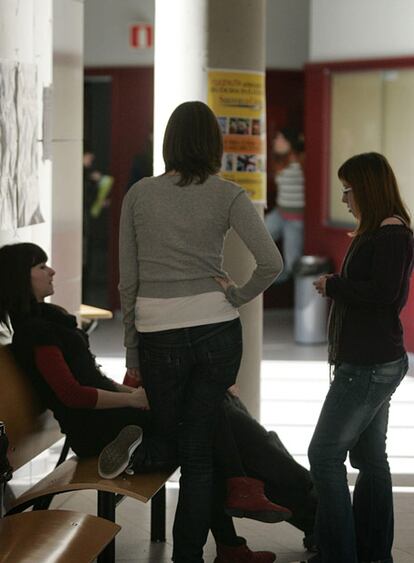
[83, 76, 112, 308]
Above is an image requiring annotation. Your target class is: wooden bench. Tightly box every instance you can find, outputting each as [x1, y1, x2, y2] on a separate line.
[79, 304, 113, 334]
[0, 509, 120, 562]
[0, 345, 175, 563]
[0, 346, 120, 562]
[79, 305, 113, 320]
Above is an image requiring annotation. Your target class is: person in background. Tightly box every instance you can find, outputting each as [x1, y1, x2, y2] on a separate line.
[303, 152, 414, 563]
[82, 148, 113, 303]
[127, 134, 153, 191]
[265, 128, 305, 284]
[118, 100, 283, 563]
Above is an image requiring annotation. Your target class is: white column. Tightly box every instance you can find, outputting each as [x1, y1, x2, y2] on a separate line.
[154, 0, 267, 418]
[51, 0, 84, 313]
[153, 0, 209, 174]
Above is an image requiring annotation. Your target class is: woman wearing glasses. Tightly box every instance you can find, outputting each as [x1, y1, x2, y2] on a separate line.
[307, 153, 414, 563]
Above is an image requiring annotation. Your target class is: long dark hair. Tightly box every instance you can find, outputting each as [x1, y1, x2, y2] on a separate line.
[338, 152, 411, 236]
[162, 101, 223, 186]
[0, 243, 47, 331]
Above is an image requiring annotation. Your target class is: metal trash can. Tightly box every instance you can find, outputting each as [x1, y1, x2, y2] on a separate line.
[294, 256, 332, 344]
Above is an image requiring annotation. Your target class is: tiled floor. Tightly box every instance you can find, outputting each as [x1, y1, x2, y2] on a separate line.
[8, 309, 414, 562]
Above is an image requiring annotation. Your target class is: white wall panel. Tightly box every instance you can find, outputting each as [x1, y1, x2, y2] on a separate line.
[84, 0, 309, 69]
[266, 0, 309, 69]
[311, 0, 414, 62]
[84, 0, 155, 67]
[0, 0, 52, 254]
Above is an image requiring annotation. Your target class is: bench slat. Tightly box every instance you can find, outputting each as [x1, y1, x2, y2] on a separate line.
[9, 456, 176, 512]
[79, 304, 113, 320]
[0, 510, 120, 562]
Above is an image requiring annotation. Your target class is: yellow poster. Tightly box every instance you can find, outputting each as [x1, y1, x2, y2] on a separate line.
[208, 69, 266, 203]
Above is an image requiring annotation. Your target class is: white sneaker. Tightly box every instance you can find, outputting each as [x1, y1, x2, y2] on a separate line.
[98, 426, 143, 479]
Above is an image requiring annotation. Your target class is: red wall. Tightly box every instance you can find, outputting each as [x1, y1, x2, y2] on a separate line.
[264, 70, 304, 308]
[266, 70, 304, 209]
[84, 67, 154, 309]
[304, 57, 414, 352]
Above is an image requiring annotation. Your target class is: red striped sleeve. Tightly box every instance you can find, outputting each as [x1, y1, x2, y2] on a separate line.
[34, 345, 98, 408]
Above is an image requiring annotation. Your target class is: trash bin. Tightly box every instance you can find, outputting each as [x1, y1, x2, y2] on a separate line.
[294, 256, 332, 344]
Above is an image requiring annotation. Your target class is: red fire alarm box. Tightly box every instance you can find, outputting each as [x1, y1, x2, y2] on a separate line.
[130, 23, 153, 49]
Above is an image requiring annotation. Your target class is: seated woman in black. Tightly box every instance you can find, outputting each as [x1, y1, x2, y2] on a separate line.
[0, 242, 316, 563]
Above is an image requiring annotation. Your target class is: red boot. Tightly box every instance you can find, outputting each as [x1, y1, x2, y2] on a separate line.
[214, 538, 276, 562]
[226, 477, 292, 523]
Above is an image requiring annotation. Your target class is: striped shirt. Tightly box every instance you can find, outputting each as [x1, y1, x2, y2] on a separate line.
[276, 162, 305, 215]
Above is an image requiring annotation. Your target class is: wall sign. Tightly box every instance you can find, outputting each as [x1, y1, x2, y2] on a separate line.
[129, 23, 153, 49]
[208, 69, 266, 203]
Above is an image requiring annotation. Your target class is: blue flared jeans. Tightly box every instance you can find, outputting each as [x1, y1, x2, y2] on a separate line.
[139, 318, 243, 563]
[308, 354, 408, 563]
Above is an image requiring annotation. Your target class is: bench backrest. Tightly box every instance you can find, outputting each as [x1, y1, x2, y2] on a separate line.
[0, 345, 62, 471]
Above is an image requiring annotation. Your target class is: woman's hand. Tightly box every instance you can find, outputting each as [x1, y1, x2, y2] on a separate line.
[126, 367, 143, 387]
[227, 384, 240, 397]
[128, 387, 150, 410]
[214, 276, 235, 292]
[313, 274, 333, 297]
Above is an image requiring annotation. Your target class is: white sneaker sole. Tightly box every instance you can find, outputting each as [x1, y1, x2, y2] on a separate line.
[98, 425, 143, 479]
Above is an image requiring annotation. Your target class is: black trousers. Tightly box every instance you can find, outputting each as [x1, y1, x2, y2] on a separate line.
[211, 394, 317, 545]
[65, 407, 152, 457]
[139, 319, 243, 563]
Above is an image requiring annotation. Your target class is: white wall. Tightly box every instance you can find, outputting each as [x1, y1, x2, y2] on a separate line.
[310, 0, 414, 62]
[52, 0, 84, 313]
[0, 0, 83, 316]
[0, 0, 53, 254]
[84, 0, 155, 67]
[266, 0, 309, 69]
[84, 0, 309, 69]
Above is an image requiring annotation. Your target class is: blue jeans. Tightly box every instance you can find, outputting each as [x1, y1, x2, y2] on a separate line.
[139, 319, 243, 563]
[265, 207, 303, 282]
[308, 355, 408, 563]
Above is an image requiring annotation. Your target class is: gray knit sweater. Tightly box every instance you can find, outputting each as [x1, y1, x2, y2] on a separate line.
[119, 174, 283, 367]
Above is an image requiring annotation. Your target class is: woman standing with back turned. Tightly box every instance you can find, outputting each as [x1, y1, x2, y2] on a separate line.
[307, 152, 414, 563]
[118, 101, 283, 563]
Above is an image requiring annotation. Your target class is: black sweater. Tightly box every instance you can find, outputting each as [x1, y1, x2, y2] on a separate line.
[326, 225, 414, 365]
[11, 303, 118, 437]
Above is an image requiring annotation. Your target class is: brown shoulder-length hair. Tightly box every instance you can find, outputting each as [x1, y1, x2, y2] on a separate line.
[338, 152, 411, 236]
[162, 101, 223, 186]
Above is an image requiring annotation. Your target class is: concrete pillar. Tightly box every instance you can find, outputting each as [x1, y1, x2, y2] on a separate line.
[154, 0, 266, 418]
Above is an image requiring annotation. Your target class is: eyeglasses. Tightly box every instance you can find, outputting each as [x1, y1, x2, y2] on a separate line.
[342, 187, 352, 195]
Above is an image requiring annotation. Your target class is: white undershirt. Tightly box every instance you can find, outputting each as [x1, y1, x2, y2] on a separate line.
[135, 291, 239, 332]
